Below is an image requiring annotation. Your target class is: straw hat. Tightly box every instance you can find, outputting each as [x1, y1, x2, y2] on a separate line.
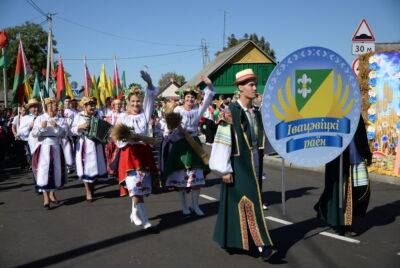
[79, 96, 94, 107]
[235, 69, 257, 85]
[44, 97, 56, 106]
[26, 98, 40, 109]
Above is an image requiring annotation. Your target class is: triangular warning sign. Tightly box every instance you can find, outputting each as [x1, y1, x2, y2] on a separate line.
[352, 19, 375, 42]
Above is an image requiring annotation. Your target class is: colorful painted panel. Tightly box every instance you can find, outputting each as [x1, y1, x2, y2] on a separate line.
[366, 51, 400, 176]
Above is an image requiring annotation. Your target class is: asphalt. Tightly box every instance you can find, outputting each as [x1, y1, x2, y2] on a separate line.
[0, 158, 399, 267]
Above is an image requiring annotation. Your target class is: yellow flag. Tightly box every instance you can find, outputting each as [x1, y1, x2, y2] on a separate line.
[107, 76, 113, 98]
[98, 64, 108, 106]
[92, 75, 101, 108]
[24, 80, 32, 100]
[64, 73, 74, 98]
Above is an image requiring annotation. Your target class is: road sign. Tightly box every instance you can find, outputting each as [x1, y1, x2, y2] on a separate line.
[352, 42, 375, 55]
[352, 19, 375, 42]
[261, 46, 361, 167]
[352, 58, 360, 76]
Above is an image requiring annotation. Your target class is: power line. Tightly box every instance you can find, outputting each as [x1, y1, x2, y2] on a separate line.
[56, 15, 200, 48]
[62, 48, 201, 61]
[25, 0, 47, 17]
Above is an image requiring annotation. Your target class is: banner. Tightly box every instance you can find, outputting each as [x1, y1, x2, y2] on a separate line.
[364, 51, 400, 176]
[261, 46, 361, 167]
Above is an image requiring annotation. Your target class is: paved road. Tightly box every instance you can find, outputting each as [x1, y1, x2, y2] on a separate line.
[0, 160, 399, 267]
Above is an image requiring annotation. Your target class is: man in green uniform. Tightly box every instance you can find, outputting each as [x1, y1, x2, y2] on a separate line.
[209, 69, 277, 261]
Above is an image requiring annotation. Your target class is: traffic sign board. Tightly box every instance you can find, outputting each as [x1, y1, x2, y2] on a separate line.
[352, 42, 375, 55]
[352, 58, 360, 76]
[352, 19, 375, 42]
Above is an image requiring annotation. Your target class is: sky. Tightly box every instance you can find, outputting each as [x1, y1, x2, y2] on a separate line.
[0, 0, 399, 88]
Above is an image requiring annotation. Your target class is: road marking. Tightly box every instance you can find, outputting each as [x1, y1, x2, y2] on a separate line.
[199, 194, 360, 244]
[199, 194, 218, 201]
[318, 231, 360, 244]
[266, 216, 293, 225]
[265, 216, 360, 244]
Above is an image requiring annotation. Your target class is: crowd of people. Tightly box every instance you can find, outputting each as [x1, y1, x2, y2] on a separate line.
[0, 68, 372, 262]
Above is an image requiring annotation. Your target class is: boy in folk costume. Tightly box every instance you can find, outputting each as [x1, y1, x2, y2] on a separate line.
[209, 69, 276, 261]
[163, 76, 215, 216]
[18, 99, 41, 169]
[31, 98, 67, 209]
[71, 97, 108, 202]
[112, 71, 160, 229]
[314, 116, 372, 236]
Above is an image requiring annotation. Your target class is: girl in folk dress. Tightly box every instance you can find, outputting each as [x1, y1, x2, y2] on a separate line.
[71, 97, 108, 202]
[114, 71, 159, 229]
[31, 98, 67, 209]
[163, 76, 215, 216]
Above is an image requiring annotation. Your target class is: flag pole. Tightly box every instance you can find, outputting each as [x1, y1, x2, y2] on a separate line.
[84, 55, 87, 97]
[114, 55, 118, 96]
[2, 47, 7, 108]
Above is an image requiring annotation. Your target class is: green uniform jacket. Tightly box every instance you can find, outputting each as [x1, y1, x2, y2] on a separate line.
[213, 102, 273, 250]
[314, 117, 372, 227]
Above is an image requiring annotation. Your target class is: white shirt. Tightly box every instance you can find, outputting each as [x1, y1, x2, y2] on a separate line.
[18, 114, 38, 141]
[173, 87, 215, 134]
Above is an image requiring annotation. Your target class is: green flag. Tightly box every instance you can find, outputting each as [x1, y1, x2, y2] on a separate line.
[0, 54, 6, 68]
[32, 73, 40, 99]
[121, 70, 127, 89]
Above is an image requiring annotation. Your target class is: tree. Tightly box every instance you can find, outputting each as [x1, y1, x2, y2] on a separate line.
[1, 22, 57, 89]
[158, 72, 186, 89]
[216, 33, 275, 60]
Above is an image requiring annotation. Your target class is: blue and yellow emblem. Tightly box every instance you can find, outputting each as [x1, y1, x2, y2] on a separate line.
[262, 47, 361, 167]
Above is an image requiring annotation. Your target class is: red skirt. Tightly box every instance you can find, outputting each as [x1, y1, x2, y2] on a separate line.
[105, 142, 117, 174]
[118, 143, 157, 184]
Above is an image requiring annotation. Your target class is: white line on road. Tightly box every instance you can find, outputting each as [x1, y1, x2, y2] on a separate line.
[199, 194, 361, 244]
[265, 216, 360, 244]
[266, 216, 293, 225]
[200, 194, 218, 201]
[318, 231, 360, 244]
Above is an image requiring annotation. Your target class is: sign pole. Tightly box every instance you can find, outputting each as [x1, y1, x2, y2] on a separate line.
[281, 157, 286, 215]
[2, 48, 7, 108]
[338, 153, 343, 209]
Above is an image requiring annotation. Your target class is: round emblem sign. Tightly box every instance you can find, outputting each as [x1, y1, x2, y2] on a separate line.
[261, 46, 361, 167]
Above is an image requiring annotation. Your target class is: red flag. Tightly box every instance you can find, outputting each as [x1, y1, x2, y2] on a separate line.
[83, 61, 92, 97]
[56, 57, 66, 101]
[0, 31, 8, 48]
[113, 61, 121, 96]
[12, 40, 31, 105]
[11, 42, 25, 105]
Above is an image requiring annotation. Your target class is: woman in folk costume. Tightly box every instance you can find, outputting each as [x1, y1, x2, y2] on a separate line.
[71, 97, 108, 202]
[113, 71, 159, 229]
[209, 69, 276, 261]
[57, 103, 75, 173]
[31, 98, 67, 209]
[314, 115, 372, 236]
[105, 99, 123, 180]
[163, 76, 215, 216]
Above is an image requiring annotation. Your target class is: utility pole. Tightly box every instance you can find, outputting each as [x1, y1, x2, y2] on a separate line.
[223, 11, 227, 49]
[201, 39, 210, 67]
[45, 13, 54, 97]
